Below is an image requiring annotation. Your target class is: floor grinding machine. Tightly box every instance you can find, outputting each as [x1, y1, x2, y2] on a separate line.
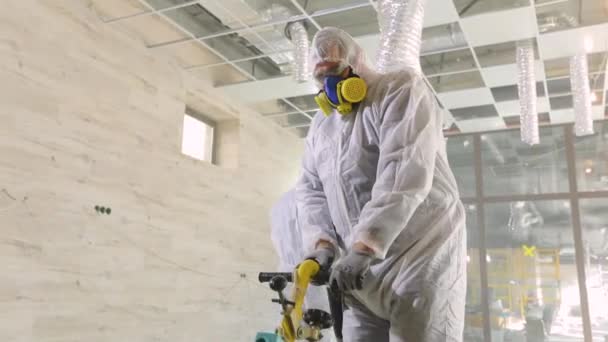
[255, 260, 343, 342]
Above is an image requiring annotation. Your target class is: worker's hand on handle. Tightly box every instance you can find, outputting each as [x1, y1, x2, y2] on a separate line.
[303, 240, 336, 286]
[329, 242, 374, 292]
[305, 240, 336, 270]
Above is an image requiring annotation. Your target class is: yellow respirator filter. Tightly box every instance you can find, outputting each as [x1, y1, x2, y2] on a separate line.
[314, 76, 367, 116]
[314, 92, 334, 116]
[341, 77, 367, 103]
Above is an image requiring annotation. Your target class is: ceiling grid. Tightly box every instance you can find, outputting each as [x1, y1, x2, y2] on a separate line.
[97, 0, 608, 137]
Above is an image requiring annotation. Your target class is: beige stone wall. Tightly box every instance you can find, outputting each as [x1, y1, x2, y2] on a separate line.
[0, 1, 303, 341]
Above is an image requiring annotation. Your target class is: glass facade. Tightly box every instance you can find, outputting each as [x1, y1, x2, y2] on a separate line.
[480, 126, 569, 196]
[446, 120, 608, 342]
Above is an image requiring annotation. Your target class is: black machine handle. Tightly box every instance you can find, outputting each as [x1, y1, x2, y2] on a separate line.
[257, 269, 331, 285]
[258, 272, 293, 283]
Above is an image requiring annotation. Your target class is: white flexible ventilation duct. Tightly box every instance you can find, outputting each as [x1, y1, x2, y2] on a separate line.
[267, 4, 309, 82]
[375, 0, 426, 74]
[286, 21, 309, 83]
[570, 54, 594, 136]
[516, 40, 539, 145]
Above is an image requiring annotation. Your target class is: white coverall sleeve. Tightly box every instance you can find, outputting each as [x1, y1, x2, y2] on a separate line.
[354, 73, 441, 259]
[270, 190, 303, 271]
[296, 120, 339, 253]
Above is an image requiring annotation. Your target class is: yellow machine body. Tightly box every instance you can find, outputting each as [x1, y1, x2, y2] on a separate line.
[276, 260, 320, 342]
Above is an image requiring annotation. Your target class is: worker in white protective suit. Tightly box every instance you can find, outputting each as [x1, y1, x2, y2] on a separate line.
[296, 27, 467, 342]
[270, 189, 335, 341]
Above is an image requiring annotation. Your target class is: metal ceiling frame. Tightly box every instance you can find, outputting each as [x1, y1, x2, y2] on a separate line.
[139, 2, 373, 49]
[101, 0, 201, 23]
[134, 0, 314, 120]
[104, 0, 608, 136]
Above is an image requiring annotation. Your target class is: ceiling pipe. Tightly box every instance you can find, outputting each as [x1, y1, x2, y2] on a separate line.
[517, 39, 539, 145]
[375, 0, 426, 74]
[268, 4, 310, 83]
[570, 53, 594, 136]
[285, 21, 310, 83]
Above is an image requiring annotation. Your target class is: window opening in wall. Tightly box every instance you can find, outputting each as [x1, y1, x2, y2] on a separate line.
[181, 107, 216, 163]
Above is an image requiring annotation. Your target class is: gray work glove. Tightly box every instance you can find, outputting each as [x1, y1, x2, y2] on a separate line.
[305, 245, 336, 270]
[304, 246, 336, 285]
[329, 251, 373, 292]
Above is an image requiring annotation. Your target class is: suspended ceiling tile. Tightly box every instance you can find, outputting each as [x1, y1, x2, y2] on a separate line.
[437, 87, 494, 109]
[120, 13, 189, 46]
[549, 106, 605, 124]
[549, 95, 573, 110]
[421, 23, 467, 55]
[474, 39, 539, 68]
[234, 56, 290, 81]
[423, 0, 459, 28]
[201, 35, 266, 61]
[491, 82, 546, 102]
[494, 100, 519, 117]
[480, 61, 545, 88]
[428, 70, 486, 92]
[457, 117, 507, 133]
[459, 6, 537, 47]
[453, 0, 529, 18]
[538, 23, 608, 59]
[495, 97, 551, 117]
[314, 6, 380, 37]
[221, 0, 300, 28]
[421, 49, 476, 76]
[221, 76, 317, 103]
[366, 0, 459, 28]
[162, 3, 247, 38]
[450, 104, 498, 121]
[549, 108, 573, 123]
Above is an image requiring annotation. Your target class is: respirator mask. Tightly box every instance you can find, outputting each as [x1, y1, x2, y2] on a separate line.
[314, 67, 367, 116]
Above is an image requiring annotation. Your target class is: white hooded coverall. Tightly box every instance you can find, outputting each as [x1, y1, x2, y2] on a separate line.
[296, 28, 467, 342]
